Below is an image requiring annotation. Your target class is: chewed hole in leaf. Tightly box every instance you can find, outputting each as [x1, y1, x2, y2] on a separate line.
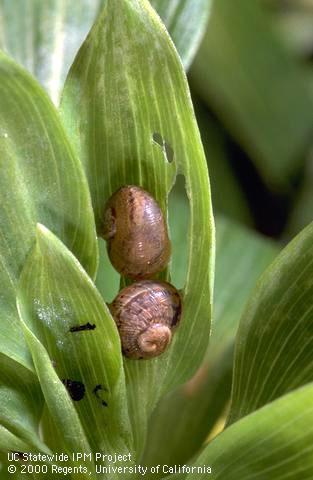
[152, 132, 174, 163]
[95, 238, 120, 303]
[152, 132, 163, 146]
[168, 174, 190, 289]
[62, 379, 85, 401]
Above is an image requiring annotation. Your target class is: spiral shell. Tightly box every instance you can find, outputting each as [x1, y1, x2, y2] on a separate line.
[101, 185, 171, 279]
[109, 280, 182, 359]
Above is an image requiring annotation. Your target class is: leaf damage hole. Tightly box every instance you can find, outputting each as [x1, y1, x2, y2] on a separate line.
[168, 174, 190, 289]
[93, 384, 108, 407]
[62, 379, 85, 401]
[69, 322, 96, 333]
[152, 132, 163, 146]
[152, 132, 174, 163]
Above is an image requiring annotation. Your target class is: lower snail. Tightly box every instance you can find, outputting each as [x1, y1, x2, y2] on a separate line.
[109, 280, 182, 359]
[101, 185, 171, 279]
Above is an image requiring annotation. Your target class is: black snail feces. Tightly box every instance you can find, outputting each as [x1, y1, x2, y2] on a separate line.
[109, 280, 182, 359]
[103, 185, 182, 360]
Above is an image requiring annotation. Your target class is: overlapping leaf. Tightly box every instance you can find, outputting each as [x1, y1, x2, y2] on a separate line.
[0, 0, 104, 104]
[61, 0, 214, 454]
[0, 52, 97, 371]
[150, 0, 211, 70]
[15, 323, 95, 480]
[142, 217, 278, 471]
[182, 384, 313, 480]
[17, 225, 132, 472]
[228, 221, 313, 424]
[0, 354, 48, 455]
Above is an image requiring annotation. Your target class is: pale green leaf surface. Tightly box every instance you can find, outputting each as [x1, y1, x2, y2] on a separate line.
[40, 405, 68, 454]
[150, 0, 211, 70]
[0, 0, 104, 104]
[228, 220, 313, 424]
[0, 425, 38, 455]
[184, 384, 313, 480]
[14, 323, 95, 480]
[0, 52, 97, 371]
[142, 217, 278, 470]
[0, 354, 47, 454]
[61, 0, 214, 454]
[190, 0, 313, 190]
[17, 225, 132, 466]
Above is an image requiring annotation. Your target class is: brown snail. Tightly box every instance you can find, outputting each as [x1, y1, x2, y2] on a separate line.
[101, 185, 171, 279]
[109, 280, 182, 359]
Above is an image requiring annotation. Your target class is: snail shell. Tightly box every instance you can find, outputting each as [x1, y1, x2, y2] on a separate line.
[109, 280, 182, 359]
[101, 185, 171, 279]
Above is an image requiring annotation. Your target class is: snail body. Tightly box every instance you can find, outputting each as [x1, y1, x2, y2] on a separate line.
[109, 280, 182, 359]
[101, 185, 171, 279]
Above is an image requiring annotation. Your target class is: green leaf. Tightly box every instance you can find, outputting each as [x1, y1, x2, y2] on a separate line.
[150, 0, 211, 70]
[0, 425, 39, 454]
[228, 220, 313, 424]
[0, 0, 103, 104]
[17, 224, 132, 463]
[61, 0, 214, 454]
[142, 217, 278, 470]
[15, 323, 96, 480]
[184, 384, 313, 480]
[190, 0, 313, 190]
[0, 354, 48, 454]
[0, 52, 97, 371]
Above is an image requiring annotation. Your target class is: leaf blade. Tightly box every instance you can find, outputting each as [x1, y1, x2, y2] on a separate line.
[142, 217, 278, 469]
[150, 0, 211, 70]
[228, 221, 313, 424]
[0, 52, 97, 370]
[0, 0, 104, 104]
[185, 384, 313, 480]
[61, 0, 214, 454]
[17, 224, 132, 464]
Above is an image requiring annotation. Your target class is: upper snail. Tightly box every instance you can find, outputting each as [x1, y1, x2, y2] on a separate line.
[101, 185, 171, 279]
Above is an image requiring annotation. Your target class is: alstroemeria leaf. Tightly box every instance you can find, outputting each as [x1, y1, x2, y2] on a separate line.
[61, 0, 214, 455]
[0, 0, 104, 104]
[228, 221, 313, 424]
[14, 322, 96, 480]
[0, 52, 97, 371]
[17, 224, 132, 468]
[150, 0, 211, 70]
[142, 217, 278, 470]
[0, 425, 41, 455]
[184, 384, 313, 480]
[0, 354, 47, 455]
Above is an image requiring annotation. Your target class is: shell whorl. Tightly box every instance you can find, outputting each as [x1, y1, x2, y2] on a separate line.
[109, 280, 182, 359]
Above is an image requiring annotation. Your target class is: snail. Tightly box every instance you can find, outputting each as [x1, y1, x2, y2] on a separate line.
[101, 185, 171, 279]
[109, 280, 182, 359]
